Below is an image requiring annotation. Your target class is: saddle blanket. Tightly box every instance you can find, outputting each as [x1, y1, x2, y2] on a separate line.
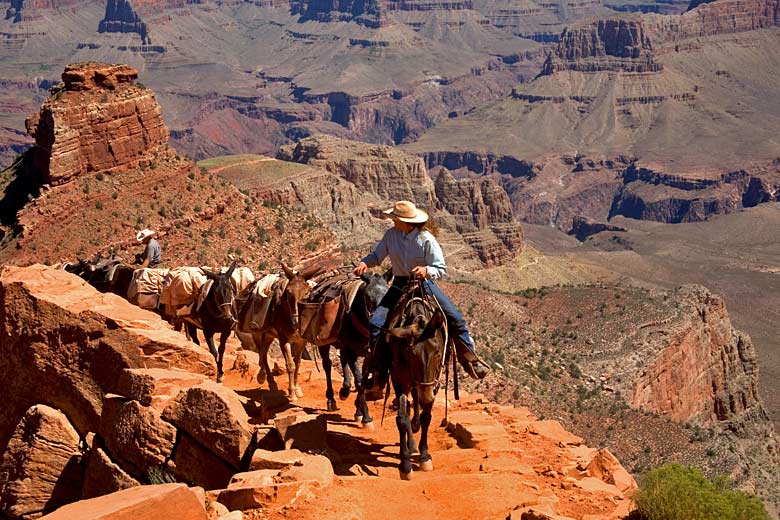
[127, 267, 170, 303]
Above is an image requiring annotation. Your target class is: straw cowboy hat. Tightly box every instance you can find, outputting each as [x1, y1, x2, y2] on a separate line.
[382, 200, 429, 224]
[136, 229, 156, 242]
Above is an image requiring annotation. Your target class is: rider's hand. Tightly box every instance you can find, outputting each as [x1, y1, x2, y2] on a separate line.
[411, 266, 428, 279]
[353, 262, 369, 276]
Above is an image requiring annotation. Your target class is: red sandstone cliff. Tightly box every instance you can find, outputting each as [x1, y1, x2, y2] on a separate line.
[24, 63, 170, 186]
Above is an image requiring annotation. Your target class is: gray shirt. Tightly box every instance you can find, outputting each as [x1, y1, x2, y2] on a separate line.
[143, 238, 161, 266]
[361, 227, 447, 280]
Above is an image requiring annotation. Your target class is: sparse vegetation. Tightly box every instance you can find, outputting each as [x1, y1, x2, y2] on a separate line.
[633, 464, 769, 520]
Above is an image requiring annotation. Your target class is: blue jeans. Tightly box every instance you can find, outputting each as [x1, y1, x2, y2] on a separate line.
[369, 278, 477, 356]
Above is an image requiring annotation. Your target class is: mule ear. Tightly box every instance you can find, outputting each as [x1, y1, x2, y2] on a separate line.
[417, 309, 445, 343]
[226, 260, 237, 279]
[281, 263, 295, 280]
[200, 268, 217, 279]
[383, 267, 393, 283]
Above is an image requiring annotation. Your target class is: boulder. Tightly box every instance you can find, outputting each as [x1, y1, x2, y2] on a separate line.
[585, 448, 637, 494]
[39, 483, 207, 520]
[0, 405, 82, 519]
[0, 265, 216, 461]
[445, 410, 512, 450]
[218, 480, 318, 511]
[115, 368, 210, 410]
[271, 411, 327, 451]
[82, 443, 140, 500]
[99, 395, 177, 478]
[527, 421, 583, 447]
[162, 381, 254, 468]
[249, 448, 308, 471]
[171, 433, 236, 491]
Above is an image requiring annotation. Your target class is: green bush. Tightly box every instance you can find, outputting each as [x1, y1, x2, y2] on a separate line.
[633, 464, 769, 520]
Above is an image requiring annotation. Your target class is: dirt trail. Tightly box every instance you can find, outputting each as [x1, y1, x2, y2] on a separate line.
[207, 157, 272, 174]
[221, 351, 635, 520]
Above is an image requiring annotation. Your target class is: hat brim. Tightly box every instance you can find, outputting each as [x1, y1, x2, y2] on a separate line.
[382, 207, 429, 223]
[136, 230, 156, 242]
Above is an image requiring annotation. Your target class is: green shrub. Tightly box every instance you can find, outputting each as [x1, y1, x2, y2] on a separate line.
[633, 464, 769, 520]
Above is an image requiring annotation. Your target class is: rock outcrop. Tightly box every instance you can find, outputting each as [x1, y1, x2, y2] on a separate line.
[275, 135, 524, 265]
[629, 285, 768, 431]
[0, 405, 83, 519]
[289, 0, 386, 28]
[98, 0, 150, 44]
[541, 19, 662, 75]
[434, 169, 524, 265]
[278, 134, 437, 207]
[24, 62, 170, 186]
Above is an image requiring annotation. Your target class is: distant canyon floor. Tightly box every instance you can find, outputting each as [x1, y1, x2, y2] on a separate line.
[454, 204, 780, 431]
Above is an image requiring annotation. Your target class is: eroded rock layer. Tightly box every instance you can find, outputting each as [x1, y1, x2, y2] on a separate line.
[24, 62, 169, 186]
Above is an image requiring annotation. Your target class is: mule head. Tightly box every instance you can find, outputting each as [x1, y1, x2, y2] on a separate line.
[360, 272, 389, 313]
[387, 307, 446, 405]
[280, 263, 311, 330]
[200, 265, 236, 321]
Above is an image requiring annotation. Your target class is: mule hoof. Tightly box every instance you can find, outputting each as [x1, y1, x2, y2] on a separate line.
[288, 393, 298, 403]
[327, 400, 338, 412]
[295, 387, 304, 398]
[216, 373, 223, 384]
[354, 413, 363, 421]
[256, 371, 267, 385]
[361, 421, 375, 431]
[399, 470, 413, 481]
[339, 386, 350, 400]
[419, 459, 434, 472]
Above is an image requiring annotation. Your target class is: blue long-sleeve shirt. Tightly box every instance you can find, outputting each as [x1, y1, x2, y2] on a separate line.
[361, 227, 447, 280]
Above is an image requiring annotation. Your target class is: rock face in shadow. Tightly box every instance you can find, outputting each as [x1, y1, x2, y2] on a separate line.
[24, 62, 170, 186]
[0, 405, 83, 519]
[289, 0, 385, 27]
[98, 0, 150, 43]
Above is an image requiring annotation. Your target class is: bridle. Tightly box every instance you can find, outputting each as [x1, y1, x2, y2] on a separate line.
[393, 280, 449, 390]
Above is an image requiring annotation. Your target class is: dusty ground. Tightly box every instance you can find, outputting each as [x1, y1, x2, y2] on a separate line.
[214, 339, 633, 520]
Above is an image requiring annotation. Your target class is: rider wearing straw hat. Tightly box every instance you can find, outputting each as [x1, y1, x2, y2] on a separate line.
[354, 200, 490, 389]
[135, 229, 162, 268]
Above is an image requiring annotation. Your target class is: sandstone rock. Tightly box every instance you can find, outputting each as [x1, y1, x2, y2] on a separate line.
[219, 512, 243, 520]
[445, 410, 513, 450]
[218, 480, 318, 511]
[518, 509, 577, 520]
[434, 169, 524, 265]
[0, 265, 215, 479]
[249, 448, 308, 471]
[170, 433, 236, 491]
[0, 405, 82, 519]
[99, 395, 176, 478]
[585, 448, 637, 494]
[278, 134, 436, 209]
[82, 444, 140, 500]
[25, 62, 169, 186]
[162, 381, 254, 468]
[630, 285, 769, 429]
[271, 411, 328, 452]
[528, 421, 583, 446]
[115, 368, 210, 410]
[39, 483, 207, 520]
[206, 500, 229, 519]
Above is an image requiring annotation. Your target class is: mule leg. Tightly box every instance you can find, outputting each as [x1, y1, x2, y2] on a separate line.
[418, 402, 434, 472]
[204, 330, 221, 381]
[396, 392, 414, 480]
[216, 329, 229, 384]
[293, 340, 304, 398]
[237, 331, 266, 384]
[320, 345, 337, 412]
[411, 387, 421, 434]
[280, 339, 296, 401]
[254, 332, 277, 392]
[187, 323, 200, 346]
[339, 346, 352, 399]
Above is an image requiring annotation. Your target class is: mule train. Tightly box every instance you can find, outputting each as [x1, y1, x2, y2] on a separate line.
[63, 255, 452, 479]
